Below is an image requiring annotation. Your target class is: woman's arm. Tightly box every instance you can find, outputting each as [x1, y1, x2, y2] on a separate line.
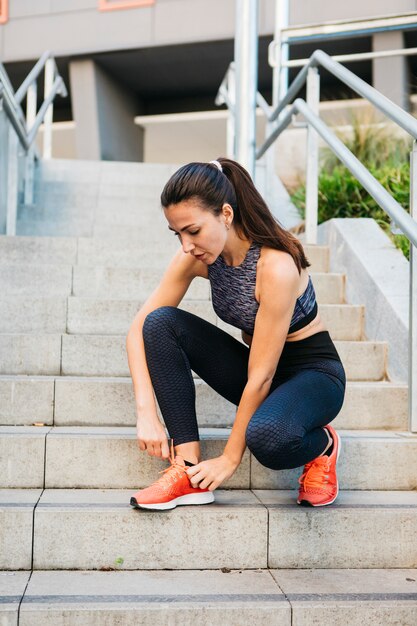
[126, 248, 201, 420]
[187, 254, 300, 487]
[223, 255, 300, 465]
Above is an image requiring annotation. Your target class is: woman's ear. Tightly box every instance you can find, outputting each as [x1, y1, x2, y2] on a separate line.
[221, 203, 234, 224]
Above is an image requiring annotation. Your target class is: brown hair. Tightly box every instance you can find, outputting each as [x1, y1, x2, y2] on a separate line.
[160, 157, 310, 274]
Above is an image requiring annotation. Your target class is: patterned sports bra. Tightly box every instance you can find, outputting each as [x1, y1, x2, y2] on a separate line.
[207, 241, 318, 335]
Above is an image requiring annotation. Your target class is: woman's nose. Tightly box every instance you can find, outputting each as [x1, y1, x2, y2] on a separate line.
[182, 238, 195, 253]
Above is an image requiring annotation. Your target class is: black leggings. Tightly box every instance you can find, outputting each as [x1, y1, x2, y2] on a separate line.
[142, 306, 346, 470]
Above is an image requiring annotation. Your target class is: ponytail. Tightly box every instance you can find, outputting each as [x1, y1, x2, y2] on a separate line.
[160, 157, 310, 274]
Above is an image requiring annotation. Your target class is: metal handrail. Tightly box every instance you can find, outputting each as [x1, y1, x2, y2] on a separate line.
[0, 83, 29, 149]
[283, 45, 417, 69]
[27, 76, 67, 146]
[267, 49, 417, 137]
[279, 11, 417, 43]
[0, 52, 67, 235]
[0, 62, 26, 125]
[257, 96, 417, 247]
[15, 51, 52, 104]
[216, 12, 417, 431]
[256, 49, 417, 434]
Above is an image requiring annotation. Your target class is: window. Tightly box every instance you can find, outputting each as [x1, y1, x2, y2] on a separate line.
[99, 0, 154, 11]
[0, 0, 8, 24]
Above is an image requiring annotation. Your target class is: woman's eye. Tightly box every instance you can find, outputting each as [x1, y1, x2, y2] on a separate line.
[174, 230, 199, 237]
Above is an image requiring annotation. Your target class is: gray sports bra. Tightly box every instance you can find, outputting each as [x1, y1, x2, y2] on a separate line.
[207, 241, 318, 335]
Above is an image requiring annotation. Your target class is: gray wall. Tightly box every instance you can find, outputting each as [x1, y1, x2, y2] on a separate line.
[1, 0, 417, 62]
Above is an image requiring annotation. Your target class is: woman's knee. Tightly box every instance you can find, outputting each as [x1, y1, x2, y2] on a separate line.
[142, 306, 178, 340]
[245, 411, 303, 470]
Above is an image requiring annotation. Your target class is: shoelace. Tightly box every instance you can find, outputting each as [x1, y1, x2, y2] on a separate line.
[153, 439, 190, 490]
[298, 456, 332, 492]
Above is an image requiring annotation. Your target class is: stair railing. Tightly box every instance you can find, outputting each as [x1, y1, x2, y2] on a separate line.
[0, 51, 67, 235]
[216, 44, 417, 434]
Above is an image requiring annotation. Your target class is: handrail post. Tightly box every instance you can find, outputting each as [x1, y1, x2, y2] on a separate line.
[227, 64, 236, 159]
[234, 0, 258, 177]
[274, 0, 290, 103]
[409, 142, 417, 433]
[6, 128, 18, 236]
[305, 66, 320, 244]
[24, 81, 37, 205]
[43, 58, 55, 159]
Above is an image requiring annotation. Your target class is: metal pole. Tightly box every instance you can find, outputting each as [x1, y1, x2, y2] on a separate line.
[24, 81, 37, 205]
[409, 142, 417, 433]
[263, 0, 290, 198]
[6, 128, 18, 236]
[43, 58, 54, 159]
[234, 0, 258, 177]
[274, 0, 290, 103]
[305, 67, 320, 244]
[227, 64, 236, 159]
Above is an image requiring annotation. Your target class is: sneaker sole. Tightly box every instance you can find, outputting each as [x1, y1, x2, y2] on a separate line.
[130, 491, 215, 511]
[297, 429, 341, 507]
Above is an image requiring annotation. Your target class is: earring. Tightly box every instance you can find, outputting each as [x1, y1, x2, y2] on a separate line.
[225, 223, 230, 230]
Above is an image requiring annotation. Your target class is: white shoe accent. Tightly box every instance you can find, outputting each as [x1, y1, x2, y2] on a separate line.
[132, 491, 215, 511]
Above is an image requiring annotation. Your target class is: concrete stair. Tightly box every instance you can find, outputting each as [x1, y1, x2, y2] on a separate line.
[1, 427, 417, 490]
[1, 159, 416, 624]
[3, 569, 417, 625]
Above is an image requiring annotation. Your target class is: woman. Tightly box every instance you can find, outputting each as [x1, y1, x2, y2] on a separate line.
[126, 158, 346, 511]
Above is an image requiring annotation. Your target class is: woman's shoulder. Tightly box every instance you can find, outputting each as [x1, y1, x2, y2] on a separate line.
[257, 245, 308, 299]
[258, 245, 298, 275]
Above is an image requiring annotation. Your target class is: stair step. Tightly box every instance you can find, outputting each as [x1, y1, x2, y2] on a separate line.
[36, 159, 177, 185]
[0, 295, 363, 337]
[74, 267, 344, 301]
[76, 239, 329, 271]
[0, 235, 329, 272]
[1, 427, 416, 490]
[0, 488, 42, 569]
[0, 263, 73, 296]
[73, 265, 345, 304]
[60, 336, 386, 378]
[0, 335, 61, 375]
[0, 376, 406, 430]
[2, 489, 416, 570]
[3, 569, 416, 626]
[66, 299, 361, 338]
[0, 335, 386, 378]
[0, 235, 77, 265]
[0, 263, 344, 303]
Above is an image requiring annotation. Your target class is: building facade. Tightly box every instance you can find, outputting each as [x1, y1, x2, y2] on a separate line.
[1, 0, 416, 161]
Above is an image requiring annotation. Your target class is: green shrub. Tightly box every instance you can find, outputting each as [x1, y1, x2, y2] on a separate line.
[289, 120, 412, 260]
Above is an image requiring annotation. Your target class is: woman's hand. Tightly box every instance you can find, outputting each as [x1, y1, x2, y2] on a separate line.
[136, 413, 170, 460]
[186, 454, 239, 491]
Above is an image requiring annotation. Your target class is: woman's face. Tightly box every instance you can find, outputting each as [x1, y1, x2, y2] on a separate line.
[164, 199, 230, 264]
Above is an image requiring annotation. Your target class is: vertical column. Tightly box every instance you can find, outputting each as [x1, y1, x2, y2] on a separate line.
[69, 59, 144, 162]
[24, 82, 37, 205]
[372, 31, 409, 111]
[6, 127, 18, 236]
[409, 142, 417, 433]
[234, 0, 258, 178]
[305, 66, 320, 245]
[43, 58, 55, 159]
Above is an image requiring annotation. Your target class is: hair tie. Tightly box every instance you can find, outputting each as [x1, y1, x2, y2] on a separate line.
[208, 160, 223, 173]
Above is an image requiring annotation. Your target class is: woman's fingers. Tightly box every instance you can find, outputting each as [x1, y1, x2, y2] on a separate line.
[160, 438, 170, 459]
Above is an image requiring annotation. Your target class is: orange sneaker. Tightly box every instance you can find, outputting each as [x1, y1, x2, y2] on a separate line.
[130, 440, 215, 511]
[297, 425, 341, 507]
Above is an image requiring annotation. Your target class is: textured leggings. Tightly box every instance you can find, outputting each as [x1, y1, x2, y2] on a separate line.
[142, 306, 347, 471]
